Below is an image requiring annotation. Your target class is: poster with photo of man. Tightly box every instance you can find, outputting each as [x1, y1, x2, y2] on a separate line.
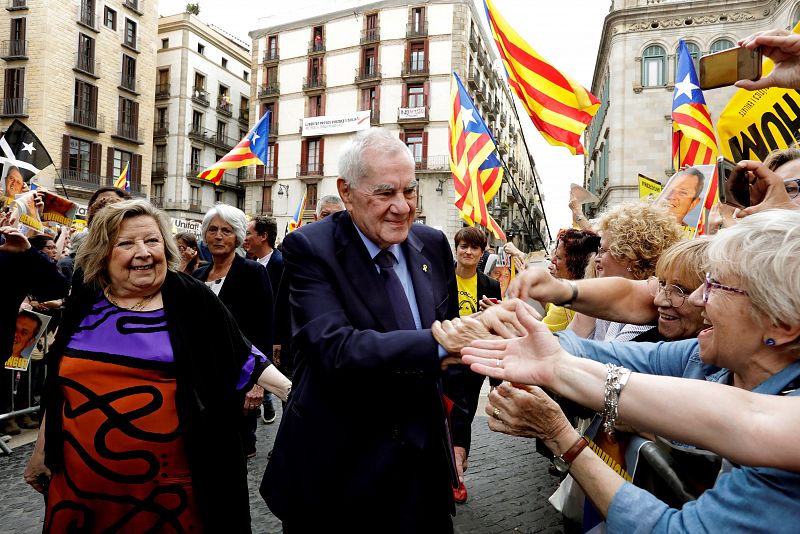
[4, 310, 50, 372]
[655, 165, 714, 237]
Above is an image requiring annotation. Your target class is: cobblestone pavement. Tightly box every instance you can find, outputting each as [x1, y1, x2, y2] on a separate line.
[1, 406, 562, 533]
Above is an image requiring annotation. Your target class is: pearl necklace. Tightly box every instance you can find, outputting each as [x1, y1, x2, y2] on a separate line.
[105, 290, 156, 311]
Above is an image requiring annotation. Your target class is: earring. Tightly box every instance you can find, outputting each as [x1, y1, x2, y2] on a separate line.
[626, 266, 632, 272]
[765, 338, 776, 347]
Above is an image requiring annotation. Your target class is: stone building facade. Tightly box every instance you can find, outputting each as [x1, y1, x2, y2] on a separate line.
[153, 13, 251, 224]
[248, 0, 549, 249]
[0, 0, 157, 209]
[584, 0, 800, 214]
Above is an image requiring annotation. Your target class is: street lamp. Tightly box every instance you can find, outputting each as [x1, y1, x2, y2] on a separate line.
[277, 184, 289, 196]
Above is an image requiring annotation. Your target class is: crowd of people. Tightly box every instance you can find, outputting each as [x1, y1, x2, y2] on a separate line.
[1, 27, 800, 533]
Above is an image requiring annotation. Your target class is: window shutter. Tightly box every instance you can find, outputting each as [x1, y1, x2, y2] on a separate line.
[132, 100, 139, 131]
[421, 131, 428, 161]
[18, 68, 24, 101]
[401, 83, 408, 107]
[19, 17, 26, 42]
[274, 143, 279, 174]
[423, 40, 429, 70]
[117, 96, 123, 124]
[256, 165, 264, 180]
[106, 147, 114, 180]
[319, 139, 324, 172]
[300, 139, 307, 168]
[61, 134, 71, 172]
[320, 93, 326, 115]
[89, 142, 101, 175]
[423, 80, 429, 109]
[133, 154, 142, 189]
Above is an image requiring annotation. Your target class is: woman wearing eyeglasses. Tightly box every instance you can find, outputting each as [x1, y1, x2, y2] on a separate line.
[463, 209, 800, 533]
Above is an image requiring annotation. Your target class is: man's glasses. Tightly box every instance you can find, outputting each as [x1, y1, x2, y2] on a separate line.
[703, 273, 748, 303]
[646, 277, 689, 307]
[784, 178, 800, 199]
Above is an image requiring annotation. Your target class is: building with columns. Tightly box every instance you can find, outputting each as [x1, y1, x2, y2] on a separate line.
[248, 0, 549, 249]
[583, 0, 800, 215]
[0, 0, 157, 208]
[153, 13, 251, 224]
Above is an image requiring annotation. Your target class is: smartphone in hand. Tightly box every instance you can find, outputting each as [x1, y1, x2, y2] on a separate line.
[716, 157, 751, 209]
[699, 46, 762, 90]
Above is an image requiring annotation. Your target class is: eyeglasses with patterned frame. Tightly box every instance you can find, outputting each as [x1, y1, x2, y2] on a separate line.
[703, 272, 748, 303]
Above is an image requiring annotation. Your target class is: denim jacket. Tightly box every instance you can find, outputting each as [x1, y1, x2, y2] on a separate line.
[555, 331, 800, 533]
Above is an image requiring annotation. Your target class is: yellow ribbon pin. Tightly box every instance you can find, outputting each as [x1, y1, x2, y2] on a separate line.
[422, 264, 428, 272]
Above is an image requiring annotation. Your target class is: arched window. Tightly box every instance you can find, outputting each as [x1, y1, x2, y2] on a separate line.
[675, 42, 701, 77]
[710, 39, 735, 53]
[642, 44, 666, 86]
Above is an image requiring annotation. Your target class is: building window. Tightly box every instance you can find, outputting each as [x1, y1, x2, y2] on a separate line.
[404, 130, 424, 163]
[361, 46, 377, 76]
[642, 44, 666, 86]
[266, 144, 276, 175]
[221, 57, 228, 69]
[710, 39, 735, 53]
[154, 144, 166, 165]
[190, 147, 201, 169]
[409, 41, 426, 72]
[104, 7, 116, 30]
[194, 72, 206, 91]
[265, 66, 278, 85]
[156, 107, 167, 129]
[218, 85, 230, 111]
[152, 183, 163, 201]
[124, 18, 136, 48]
[68, 137, 92, 177]
[117, 97, 139, 139]
[676, 41, 701, 77]
[267, 35, 278, 58]
[311, 26, 323, 51]
[161, 38, 169, 49]
[361, 86, 378, 122]
[73, 80, 98, 128]
[121, 54, 136, 91]
[3, 67, 24, 114]
[306, 183, 318, 207]
[190, 185, 200, 205]
[407, 84, 424, 108]
[410, 6, 425, 33]
[243, 70, 248, 82]
[240, 95, 249, 121]
[112, 148, 132, 179]
[197, 42, 205, 55]
[306, 139, 320, 173]
[308, 95, 322, 117]
[77, 33, 95, 74]
[215, 190, 223, 203]
[216, 120, 227, 142]
[308, 58, 323, 83]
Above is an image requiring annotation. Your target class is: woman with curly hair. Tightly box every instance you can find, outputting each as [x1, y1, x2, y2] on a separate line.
[542, 228, 600, 332]
[575, 201, 684, 342]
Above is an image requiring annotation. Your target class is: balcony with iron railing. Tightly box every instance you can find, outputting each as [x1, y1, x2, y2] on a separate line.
[401, 61, 428, 78]
[469, 32, 479, 52]
[308, 38, 325, 55]
[120, 72, 137, 93]
[413, 155, 449, 172]
[238, 108, 249, 125]
[218, 171, 243, 189]
[360, 27, 380, 44]
[302, 75, 326, 92]
[255, 200, 273, 215]
[0, 97, 27, 117]
[187, 125, 236, 150]
[150, 196, 164, 208]
[355, 64, 381, 84]
[151, 160, 167, 177]
[397, 105, 428, 123]
[7, 0, 27, 11]
[153, 121, 168, 137]
[112, 120, 143, 143]
[77, 4, 99, 31]
[123, 0, 143, 15]
[406, 20, 428, 38]
[58, 168, 104, 190]
[0, 39, 26, 59]
[268, 122, 278, 137]
[191, 86, 209, 106]
[369, 109, 380, 125]
[296, 163, 324, 177]
[66, 106, 104, 132]
[258, 82, 279, 98]
[216, 98, 232, 117]
[155, 83, 170, 99]
[74, 52, 99, 76]
[467, 67, 481, 90]
[263, 48, 279, 63]
[185, 163, 204, 177]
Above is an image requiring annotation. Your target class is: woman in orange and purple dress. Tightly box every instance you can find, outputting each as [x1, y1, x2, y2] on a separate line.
[23, 199, 291, 533]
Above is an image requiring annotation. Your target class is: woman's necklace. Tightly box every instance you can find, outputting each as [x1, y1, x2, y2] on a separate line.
[105, 289, 156, 311]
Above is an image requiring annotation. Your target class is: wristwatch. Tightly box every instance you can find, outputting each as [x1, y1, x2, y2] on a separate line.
[552, 436, 589, 474]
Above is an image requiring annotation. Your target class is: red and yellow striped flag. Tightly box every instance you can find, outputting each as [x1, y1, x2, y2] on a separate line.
[483, 0, 600, 155]
[114, 162, 130, 191]
[197, 111, 270, 185]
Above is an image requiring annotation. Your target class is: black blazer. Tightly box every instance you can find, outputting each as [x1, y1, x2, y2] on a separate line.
[261, 211, 459, 527]
[193, 254, 273, 355]
[264, 247, 284, 299]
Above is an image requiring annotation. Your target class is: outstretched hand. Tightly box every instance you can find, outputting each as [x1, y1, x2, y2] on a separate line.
[737, 30, 800, 91]
[734, 160, 797, 217]
[462, 301, 568, 387]
[0, 226, 30, 253]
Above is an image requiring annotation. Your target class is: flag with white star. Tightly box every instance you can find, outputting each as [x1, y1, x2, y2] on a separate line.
[672, 40, 718, 169]
[449, 72, 505, 240]
[0, 119, 54, 184]
[197, 111, 270, 185]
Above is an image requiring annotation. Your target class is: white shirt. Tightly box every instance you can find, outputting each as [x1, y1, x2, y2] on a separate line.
[256, 250, 273, 268]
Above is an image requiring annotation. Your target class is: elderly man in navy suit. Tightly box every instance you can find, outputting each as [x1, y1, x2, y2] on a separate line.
[261, 128, 490, 532]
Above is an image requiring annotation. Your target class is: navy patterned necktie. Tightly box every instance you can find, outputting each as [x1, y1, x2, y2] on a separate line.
[374, 249, 416, 330]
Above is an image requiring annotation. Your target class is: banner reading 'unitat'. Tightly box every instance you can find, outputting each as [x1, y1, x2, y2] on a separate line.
[716, 23, 800, 162]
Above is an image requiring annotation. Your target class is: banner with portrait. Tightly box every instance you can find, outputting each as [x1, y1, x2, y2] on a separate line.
[4, 310, 50, 371]
[654, 165, 715, 238]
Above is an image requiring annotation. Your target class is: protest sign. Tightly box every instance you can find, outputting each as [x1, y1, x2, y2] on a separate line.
[5, 310, 50, 372]
[570, 183, 600, 205]
[638, 174, 662, 199]
[654, 165, 714, 238]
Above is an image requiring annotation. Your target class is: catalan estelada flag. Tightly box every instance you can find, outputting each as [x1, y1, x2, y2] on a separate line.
[672, 40, 718, 169]
[287, 189, 306, 233]
[483, 0, 599, 155]
[198, 111, 270, 185]
[449, 73, 505, 241]
[114, 162, 130, 192]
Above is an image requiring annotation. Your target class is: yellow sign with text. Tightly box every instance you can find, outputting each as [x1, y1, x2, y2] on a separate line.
[717, 23, 800, 162]
[638, 174, 662, 199]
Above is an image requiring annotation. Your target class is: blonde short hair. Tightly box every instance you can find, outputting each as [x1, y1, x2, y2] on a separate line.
[656, 237, 711, 291]
[75, 199, 180, 290]
[596, 201, 684, 280]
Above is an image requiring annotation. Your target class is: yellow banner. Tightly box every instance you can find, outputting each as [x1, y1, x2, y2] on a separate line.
[638, 174, 662, 199]
[717, 23, 800, 162]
